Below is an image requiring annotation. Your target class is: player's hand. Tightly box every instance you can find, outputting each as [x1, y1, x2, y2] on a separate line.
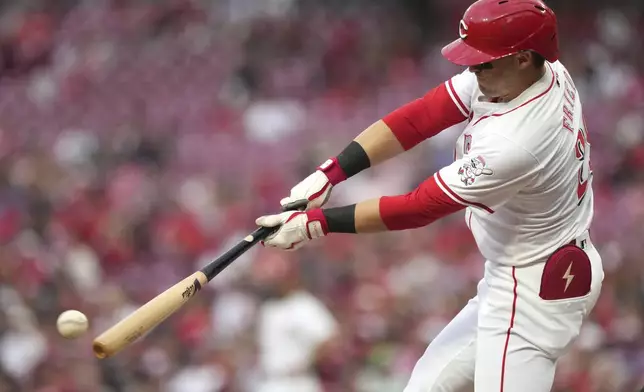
[280, 159, 343, 211]
[255, 209, 328, 250]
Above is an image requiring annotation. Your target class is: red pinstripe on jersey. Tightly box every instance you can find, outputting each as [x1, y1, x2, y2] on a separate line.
[447, 78, 470, 117]
[472, 64, 556, 127]
[435, 172, 495, 213]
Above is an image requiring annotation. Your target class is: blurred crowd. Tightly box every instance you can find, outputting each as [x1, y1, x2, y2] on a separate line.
[0, 0, 643, 391]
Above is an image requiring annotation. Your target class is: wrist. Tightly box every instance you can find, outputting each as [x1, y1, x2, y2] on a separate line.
[317, 157, 347, 186]
[305, 208, 330, 238]
[321, 205, 357, 234]
[318, 141, 371, 186]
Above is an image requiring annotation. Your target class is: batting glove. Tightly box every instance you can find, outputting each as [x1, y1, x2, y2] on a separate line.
[280, 158, 347, 211]
[255, 209, 329, 250]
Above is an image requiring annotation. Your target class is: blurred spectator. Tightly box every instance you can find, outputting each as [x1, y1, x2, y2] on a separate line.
[251, 249, 340, 392]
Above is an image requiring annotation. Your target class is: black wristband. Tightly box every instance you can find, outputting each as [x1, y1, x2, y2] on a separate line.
[323, 205, 357, 234]
[336, 141, 371, 178]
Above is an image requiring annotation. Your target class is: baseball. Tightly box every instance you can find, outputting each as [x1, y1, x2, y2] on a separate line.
[56, 310, 89, 339]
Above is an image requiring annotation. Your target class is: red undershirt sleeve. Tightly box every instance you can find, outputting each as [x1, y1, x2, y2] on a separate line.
[382, 70, 476, 151]
[379, 175, 465, 230]
[379, 133, 541, 231]
[382, 83, 467, 151]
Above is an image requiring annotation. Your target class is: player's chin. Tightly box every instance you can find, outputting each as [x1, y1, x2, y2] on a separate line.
[477, 81, 492, 96]
[478, 84, 500, 101]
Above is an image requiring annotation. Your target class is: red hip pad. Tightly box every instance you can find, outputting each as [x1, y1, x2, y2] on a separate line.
[539, 244, 591, 300]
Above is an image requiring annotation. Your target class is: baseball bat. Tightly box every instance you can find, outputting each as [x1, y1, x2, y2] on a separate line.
[92, 199, 308, 359]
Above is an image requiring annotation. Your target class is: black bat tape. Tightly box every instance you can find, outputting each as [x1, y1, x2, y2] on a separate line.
[199, 199, 309, 281]
[281, 199, 309, 213]
[255, 198, 308, 240]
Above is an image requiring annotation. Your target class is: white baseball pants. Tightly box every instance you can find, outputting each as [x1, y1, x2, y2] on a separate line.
[403, 238, 603, 392]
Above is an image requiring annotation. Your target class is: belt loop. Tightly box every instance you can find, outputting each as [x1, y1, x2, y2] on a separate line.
[568, 232, 590, 250]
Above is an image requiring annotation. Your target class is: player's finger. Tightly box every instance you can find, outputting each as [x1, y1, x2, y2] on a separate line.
[262, 236, 287, 249]
[255, 214, 284, 227]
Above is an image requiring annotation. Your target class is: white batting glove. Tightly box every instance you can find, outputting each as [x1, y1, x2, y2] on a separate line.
[255, 209, 329, 251]
[280, 158, 347, 211]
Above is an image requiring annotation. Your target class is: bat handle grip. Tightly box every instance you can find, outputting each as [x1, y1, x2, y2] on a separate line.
[281, 199, 309, 213]
[252, 198, 309, 242]
[201, 199, 310, 281]
[249, 226, 277, 244]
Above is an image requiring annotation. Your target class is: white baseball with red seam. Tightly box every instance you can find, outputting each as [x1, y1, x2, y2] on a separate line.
[56, 310, 89, 339]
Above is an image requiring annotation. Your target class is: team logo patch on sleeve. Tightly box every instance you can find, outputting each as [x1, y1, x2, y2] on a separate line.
[458, 155, 493, 186]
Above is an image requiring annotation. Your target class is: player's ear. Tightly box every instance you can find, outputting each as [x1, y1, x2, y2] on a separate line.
[512, 51, 532, 70]
[515, 51, 533, 70]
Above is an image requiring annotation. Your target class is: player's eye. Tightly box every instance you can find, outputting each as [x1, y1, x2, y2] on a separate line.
[472, 62, 494, 71]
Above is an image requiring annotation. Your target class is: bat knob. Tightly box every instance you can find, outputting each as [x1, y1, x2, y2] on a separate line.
[93, 342, 109, 359]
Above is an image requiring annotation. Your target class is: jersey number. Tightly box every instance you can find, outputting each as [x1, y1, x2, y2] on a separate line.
[574, 126, 592, 205]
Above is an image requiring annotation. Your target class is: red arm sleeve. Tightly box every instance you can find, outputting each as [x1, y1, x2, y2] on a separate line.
[382, 83, 468, 151]
[379, 174, 465, 230]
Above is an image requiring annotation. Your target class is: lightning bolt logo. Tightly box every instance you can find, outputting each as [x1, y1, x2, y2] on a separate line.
[562, 262, 574, 292]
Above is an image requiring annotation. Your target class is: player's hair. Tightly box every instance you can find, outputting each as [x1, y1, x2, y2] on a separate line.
[532, 52, 546, 68]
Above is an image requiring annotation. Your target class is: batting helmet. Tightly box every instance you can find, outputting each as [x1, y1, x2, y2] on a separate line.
[442, 0, 559, 66]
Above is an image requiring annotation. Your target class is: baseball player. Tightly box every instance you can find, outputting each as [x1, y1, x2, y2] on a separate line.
[252, 251, 339, 392]
[255, 0, 604, 391]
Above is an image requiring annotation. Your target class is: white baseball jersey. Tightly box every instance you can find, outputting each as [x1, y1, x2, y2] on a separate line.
[256, 290, 338, 392]
[437, 61, 593, 266]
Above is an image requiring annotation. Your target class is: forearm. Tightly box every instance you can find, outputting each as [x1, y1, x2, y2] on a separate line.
[353, 120, 406, 168]
[257, 173, 466, 250]
[321, 174, 466, 234]
[323, 121, 404, 185]
[327, 83, 468, 184]
[355, 199, 387, 232]
[322, 199, 386, 234]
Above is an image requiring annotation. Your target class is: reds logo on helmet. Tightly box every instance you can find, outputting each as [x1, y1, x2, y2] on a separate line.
[459, 20, 469, 40]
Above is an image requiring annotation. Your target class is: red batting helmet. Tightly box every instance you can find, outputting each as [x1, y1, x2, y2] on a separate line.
[442, 0, 559, 66]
